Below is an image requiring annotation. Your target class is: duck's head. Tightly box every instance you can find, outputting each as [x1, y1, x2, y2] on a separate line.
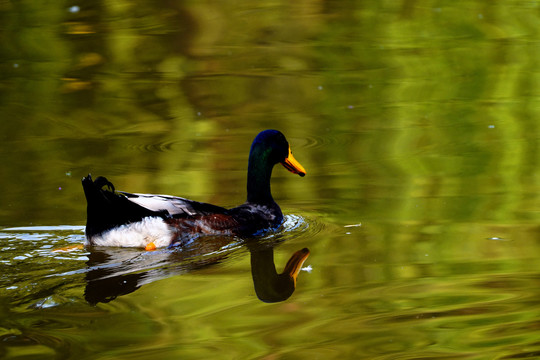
[247, 129, 306, 204]
[249, 129, 306, 177]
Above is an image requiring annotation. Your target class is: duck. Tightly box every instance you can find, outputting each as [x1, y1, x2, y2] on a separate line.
[82, 129, 306, 250]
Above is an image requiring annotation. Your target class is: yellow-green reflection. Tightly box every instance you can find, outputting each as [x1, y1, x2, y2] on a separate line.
[1, 0, 540, 359]
[83, 239, 309, 305]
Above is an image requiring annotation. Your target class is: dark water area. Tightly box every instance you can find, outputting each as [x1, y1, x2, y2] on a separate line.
[1, 1, 540, 359]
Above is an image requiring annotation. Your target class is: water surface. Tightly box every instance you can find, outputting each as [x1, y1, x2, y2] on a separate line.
[1, 1, 540, 359]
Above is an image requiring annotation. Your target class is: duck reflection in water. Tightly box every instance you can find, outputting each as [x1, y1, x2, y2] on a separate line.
[248, 244, 310, 303]
[84, 239, 310, 304]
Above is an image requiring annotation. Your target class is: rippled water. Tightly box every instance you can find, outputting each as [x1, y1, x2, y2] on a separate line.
[0, 216, 320, 358]
[2, 219, 540, 358]
[2, 0, 540, 359]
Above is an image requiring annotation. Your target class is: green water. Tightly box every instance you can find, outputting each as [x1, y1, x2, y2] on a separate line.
[1, 1, 540, 359]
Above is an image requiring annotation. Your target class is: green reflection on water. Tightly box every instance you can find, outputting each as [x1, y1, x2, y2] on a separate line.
[1, 0, 540, 359]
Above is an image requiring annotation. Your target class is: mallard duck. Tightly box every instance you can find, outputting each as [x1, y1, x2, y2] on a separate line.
[82, 129, 306, 250]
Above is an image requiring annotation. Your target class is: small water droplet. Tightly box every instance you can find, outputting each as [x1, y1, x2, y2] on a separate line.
[68, 5, 80, 13]
[318, 85, 323, 90]
[488, 237, 508, 241]
[488, 125, 495, 128]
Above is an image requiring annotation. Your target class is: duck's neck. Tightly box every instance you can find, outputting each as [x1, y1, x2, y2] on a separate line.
[246, 146, 274, 204]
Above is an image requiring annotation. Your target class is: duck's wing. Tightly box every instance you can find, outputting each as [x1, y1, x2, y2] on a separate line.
[82, 175, 228, 239]
[118, 192, 228, 218]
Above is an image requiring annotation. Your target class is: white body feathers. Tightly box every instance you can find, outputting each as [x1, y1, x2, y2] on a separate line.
[85, 217, 174, 248]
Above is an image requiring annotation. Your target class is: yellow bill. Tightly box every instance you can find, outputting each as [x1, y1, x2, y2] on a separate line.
[281, 146, 306, 177]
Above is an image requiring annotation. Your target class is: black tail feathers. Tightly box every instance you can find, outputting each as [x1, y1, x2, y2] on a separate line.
[93, 176, 115, 193]
[82, 174, 164, 238]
